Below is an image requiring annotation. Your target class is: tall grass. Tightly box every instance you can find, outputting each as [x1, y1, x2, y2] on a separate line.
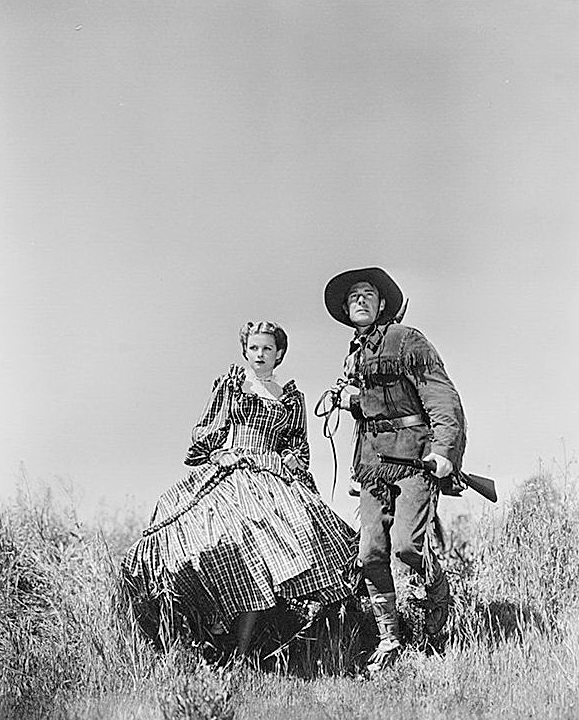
[444, 470, 579, 648]
[1, 468, 578, 719]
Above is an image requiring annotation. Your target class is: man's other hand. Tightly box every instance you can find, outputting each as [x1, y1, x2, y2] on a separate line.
[331, 383, 360, 410]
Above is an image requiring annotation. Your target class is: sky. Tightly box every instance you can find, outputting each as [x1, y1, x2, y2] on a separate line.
[2, 1, 578, 527]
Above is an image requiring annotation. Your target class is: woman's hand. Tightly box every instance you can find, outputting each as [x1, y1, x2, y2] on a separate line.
[282, 451, 302, 472]
[209, 448, 239, 468]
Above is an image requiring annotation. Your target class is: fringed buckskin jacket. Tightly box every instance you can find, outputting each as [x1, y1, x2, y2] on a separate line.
[345, 322, 467, 486]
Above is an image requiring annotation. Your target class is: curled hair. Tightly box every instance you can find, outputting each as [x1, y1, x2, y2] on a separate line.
[239, 321, 288, 367]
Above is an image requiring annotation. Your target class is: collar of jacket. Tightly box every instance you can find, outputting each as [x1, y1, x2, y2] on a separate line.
[349, 323, 390, 355]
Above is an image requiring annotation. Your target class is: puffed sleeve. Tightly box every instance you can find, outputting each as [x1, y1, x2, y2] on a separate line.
[277, 386, 311, 470]
[402, 329, 467, 469]
[184, 371, 233, 466]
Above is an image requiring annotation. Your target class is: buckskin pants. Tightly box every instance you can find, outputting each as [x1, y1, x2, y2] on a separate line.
[358, 471, 439, 593]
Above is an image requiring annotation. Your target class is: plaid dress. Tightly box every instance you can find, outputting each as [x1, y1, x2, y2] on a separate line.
[122, 364, 354, 637]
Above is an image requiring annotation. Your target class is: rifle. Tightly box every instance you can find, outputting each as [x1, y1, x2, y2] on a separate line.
[377, 454, 498, 503]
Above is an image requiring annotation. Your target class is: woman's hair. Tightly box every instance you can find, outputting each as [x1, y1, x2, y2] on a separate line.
[239, 321, 288, 367]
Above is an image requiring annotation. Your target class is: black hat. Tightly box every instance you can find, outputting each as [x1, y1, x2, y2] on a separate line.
[324, 267, 404, 327]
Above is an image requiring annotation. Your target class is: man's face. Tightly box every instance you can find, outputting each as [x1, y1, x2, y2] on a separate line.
[344, 281, 385, 328]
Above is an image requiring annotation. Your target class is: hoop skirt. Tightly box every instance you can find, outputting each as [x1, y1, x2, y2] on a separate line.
[122, 365, 354, 640]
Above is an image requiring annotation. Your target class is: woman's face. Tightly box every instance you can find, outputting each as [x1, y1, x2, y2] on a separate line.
[246, 332, 281, 377]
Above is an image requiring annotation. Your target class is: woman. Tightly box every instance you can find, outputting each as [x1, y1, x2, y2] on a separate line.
[122, 321, 354, 654]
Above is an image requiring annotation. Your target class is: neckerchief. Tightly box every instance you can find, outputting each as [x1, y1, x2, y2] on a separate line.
[344, 324, 387, 385]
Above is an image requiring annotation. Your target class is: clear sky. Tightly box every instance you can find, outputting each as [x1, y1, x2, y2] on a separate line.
[2, 1, 578, 526]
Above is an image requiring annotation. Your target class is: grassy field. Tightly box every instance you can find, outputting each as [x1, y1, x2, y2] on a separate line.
[1, 468, 578, 720]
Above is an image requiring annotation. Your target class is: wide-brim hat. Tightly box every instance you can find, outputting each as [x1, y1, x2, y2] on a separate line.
[324, 267, 404, 326]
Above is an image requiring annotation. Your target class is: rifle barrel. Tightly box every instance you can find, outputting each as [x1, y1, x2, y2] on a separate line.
[378, 454, 436, 473]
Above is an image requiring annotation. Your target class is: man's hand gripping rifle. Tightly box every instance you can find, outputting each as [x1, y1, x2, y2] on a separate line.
[377, 454, 498, 503]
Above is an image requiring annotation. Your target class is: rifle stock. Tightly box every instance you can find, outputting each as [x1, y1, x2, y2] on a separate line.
[458, 471, 497, 503]
[377, 454, 498, 503]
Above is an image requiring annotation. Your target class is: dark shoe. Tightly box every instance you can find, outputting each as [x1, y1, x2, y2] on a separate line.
[424, 572, 450, 635]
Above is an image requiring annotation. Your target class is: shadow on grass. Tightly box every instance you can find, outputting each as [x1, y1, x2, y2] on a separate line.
[123, 591, 380, 677]
[475, 599, 546, 643]
[122, 574, 550, 679]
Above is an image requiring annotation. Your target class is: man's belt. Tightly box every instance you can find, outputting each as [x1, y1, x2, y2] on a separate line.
[360, 414, 425, 434]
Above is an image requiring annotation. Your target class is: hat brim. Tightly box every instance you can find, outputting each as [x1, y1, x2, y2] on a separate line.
[324, 267, 403, 327]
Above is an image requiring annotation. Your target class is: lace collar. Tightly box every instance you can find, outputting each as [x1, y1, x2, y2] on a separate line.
[229, 364, 297, 401]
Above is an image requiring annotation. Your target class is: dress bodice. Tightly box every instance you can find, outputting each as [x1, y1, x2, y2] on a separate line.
[229, 392, 289, 454]
[184, 365, 310, 472]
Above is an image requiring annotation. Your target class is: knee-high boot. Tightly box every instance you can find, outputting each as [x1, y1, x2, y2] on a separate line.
[365, 580, 401, 671]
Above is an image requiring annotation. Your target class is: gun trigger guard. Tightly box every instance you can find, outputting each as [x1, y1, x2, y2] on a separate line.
[438, 474, 465, 497]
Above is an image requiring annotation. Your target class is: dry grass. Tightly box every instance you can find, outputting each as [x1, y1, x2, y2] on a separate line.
[1, 466, 578, 719]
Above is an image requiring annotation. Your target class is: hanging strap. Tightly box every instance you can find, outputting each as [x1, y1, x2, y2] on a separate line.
[314, 381, 349, 499]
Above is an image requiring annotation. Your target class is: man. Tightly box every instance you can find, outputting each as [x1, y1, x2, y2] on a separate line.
[324, 267, 467, 672]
